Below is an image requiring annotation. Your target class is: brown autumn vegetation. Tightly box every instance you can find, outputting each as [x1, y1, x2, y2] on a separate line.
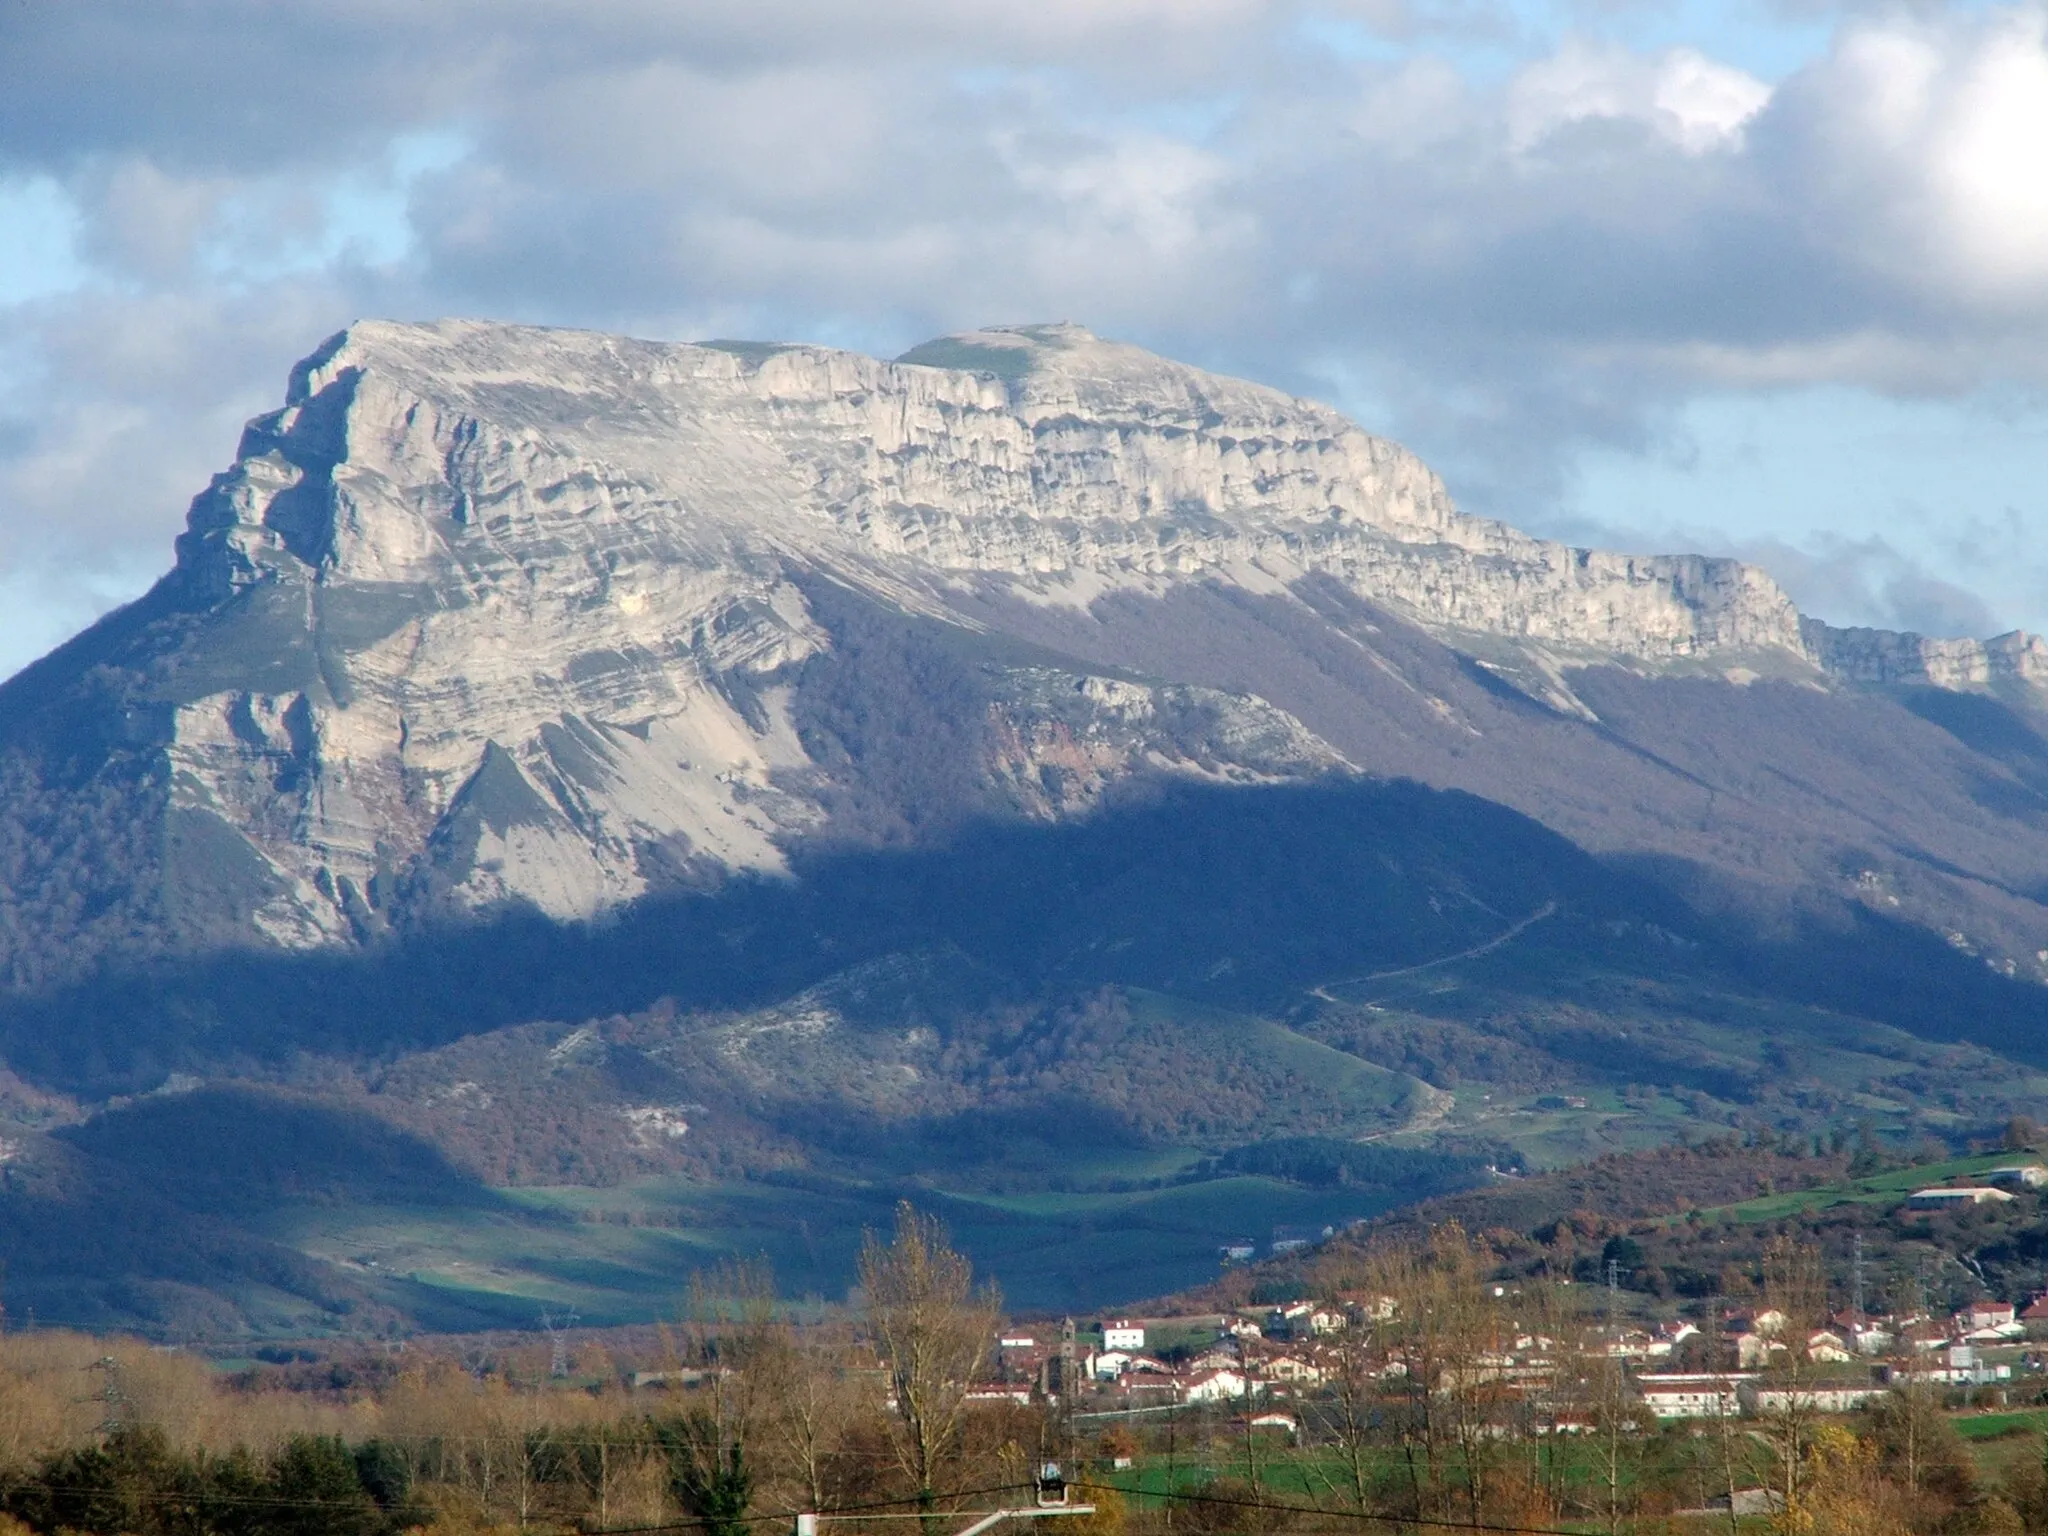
[1, 1205, 2047, 1536]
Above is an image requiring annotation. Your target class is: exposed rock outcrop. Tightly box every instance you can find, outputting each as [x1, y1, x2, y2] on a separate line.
[2, 317, 2039, 956]
[1802, 620, 2048, 689]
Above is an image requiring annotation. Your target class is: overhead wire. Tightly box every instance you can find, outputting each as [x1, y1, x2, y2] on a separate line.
[1076, 1477, 1599, 1536]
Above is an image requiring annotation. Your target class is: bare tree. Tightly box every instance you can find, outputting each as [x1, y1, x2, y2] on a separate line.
[859, 1202, 1002, 1519]
[1367, 1224, 1506, 1526]
[1583, 1353, 1649, 1536]
[1868, 1375, 1946, 1498]
[1746, 1236, 1829, 1526]
[1520, 1279, 1582, 1516]
[759, 1320, 866, 1512]
[571, 1417, 653, 1531]
[657, 1259, 779, 1536]
[1319, 1317, 1386, 1513]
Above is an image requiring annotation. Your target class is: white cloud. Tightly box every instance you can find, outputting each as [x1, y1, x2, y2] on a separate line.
[4, 0, 2048, 673]
[1507, 41, 1770, 153]
[1769, 7, 2048, 309]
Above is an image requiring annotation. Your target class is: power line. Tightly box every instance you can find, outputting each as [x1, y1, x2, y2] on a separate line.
[1083, 1477, 1599, 1536]
[0, 1443, 1697, 1536]
[1852, 1233, 1866, 1323]
[581, 1482, 1041, 1533]
[542, 1306, 582, 1379]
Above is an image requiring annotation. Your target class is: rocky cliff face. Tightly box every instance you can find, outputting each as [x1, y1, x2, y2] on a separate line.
[2, 318, 2042, 964]
[1802, 620, 2048, 690]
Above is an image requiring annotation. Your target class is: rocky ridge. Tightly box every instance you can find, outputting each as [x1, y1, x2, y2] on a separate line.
[4, 318, 2043, 957]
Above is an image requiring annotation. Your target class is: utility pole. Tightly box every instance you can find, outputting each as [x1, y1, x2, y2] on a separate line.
[796, 1465, 1094, 1536]
[87, 1356, 128, 1438]
[540, 1306, 579, 1379]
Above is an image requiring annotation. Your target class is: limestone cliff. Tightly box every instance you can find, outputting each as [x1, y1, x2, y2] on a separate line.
[2, 318, 2040, 960]
[1802, 620, 2048, 690]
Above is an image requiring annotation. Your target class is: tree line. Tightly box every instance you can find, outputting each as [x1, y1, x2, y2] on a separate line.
[0, 1206, 2040, 1536]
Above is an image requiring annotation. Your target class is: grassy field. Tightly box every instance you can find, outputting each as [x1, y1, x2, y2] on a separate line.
[1954, 1410, 2048, 1442]
[1078, 1407, 2048, 1518]
[1123, 990, 1419, 1128]
[1670, 1152, 2036, 1227]
[1342, 938, 2048, 1167]
[266, 1164, 1420, 1327]
[257, 1084, 2048, 1332]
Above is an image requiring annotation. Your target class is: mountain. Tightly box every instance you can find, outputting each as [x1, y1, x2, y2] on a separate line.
[7, 319, 2048, 973]
[6, 318, 2048, 1334]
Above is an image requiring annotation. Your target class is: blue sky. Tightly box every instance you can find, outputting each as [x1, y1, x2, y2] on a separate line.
[2, 0, 2046, 679]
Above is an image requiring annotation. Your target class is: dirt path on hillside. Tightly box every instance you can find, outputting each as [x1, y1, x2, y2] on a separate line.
[1309, 899, 1558, 1004]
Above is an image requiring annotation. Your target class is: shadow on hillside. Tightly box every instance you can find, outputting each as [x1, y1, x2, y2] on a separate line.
[57, 1085, 495, 1215]
[3, 774, 2048, 1098]
[0, 1085, 501, 1335]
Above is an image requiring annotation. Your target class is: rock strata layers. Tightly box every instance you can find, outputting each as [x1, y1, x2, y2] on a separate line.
[2, 318, 2040, 956]
[1802, 620, 2048, 689]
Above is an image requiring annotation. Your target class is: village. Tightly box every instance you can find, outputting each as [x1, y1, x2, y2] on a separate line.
[981, 1290, 2047, 1424]
[978, 1161, 2048, 1431]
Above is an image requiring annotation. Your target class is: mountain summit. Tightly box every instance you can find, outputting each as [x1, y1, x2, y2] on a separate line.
[3, 318, 2048, 981]
[12, 320, 2048, 1332]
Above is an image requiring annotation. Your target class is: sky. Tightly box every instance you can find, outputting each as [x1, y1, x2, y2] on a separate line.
[2, 0, 2047, 680]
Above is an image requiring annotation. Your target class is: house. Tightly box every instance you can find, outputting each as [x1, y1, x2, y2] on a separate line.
[1247, 1412, 1299, 1439]
[997, 1336, 1043, 1367]
[1735, 1333, 1789, 1369]
[1906, 1186, 2015, 1210]
[1272, 1224, 1333, 1253]
[2022, 1294, 2048, 1325]
[1090, 1350, 1133, 1381]
[1805, 1330, 1854, 1364]
[1260, 1354, 1324, 1385]
[1958, 1301, 2021, 1340]
[1597, 1327, 1662, 1368]
[1745, 1385, 1885, 1415]
[1635, 1372, 1756, 1419]
[1604, 1329, 1662, 1362]
[1882, 1344, 2013, 1386]
[1269, 1301, 1345, 1338]
[1339, 1292, 1398, 1323]
[1987, 1164, 2048, 1189]
[631, 1368, 722, 1389]
[1673, 1489, 1782, 1518]
[1183, 1368, 1250, 1403]
[966, 1385, 1035, 1404]
[1102, 1321, 1146, 1352]
[1725, 1308, 1787, 1364]
[1448, 1351, 1526, 1388]
[1898, 1321, 1950, 1354]
[1849, 1323, 1895, 1356]
[1460, 1348, 1557, 1388]
[1124, 1366, 1181, 1402]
